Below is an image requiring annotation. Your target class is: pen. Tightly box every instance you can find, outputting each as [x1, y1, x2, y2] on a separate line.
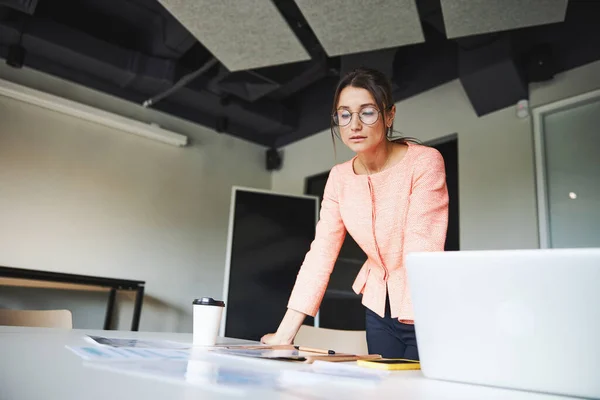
[294, 345, 336, 355]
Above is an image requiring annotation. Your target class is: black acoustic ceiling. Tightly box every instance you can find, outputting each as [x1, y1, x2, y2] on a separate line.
[0, 0, 599, 148]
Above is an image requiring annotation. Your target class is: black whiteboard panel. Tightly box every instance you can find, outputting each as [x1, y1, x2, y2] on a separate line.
[222, 188, 318, 341]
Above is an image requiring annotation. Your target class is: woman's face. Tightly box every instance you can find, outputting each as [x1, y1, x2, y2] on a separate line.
[335, 86, 394, 154]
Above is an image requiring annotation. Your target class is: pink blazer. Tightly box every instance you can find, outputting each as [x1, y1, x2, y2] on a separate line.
[288, 143, 449, 323]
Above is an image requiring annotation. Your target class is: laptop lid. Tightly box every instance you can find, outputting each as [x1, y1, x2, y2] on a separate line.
[406, 248, 600, 399]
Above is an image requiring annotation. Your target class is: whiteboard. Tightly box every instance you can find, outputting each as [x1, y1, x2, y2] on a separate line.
[220, 187, 319, 341]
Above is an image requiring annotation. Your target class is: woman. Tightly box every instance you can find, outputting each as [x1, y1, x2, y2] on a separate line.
[261, 67, 449, 360]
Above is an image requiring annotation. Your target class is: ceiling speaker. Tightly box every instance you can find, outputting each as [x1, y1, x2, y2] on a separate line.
[266, 148, 282, 171]
[524, 44, 557, 82]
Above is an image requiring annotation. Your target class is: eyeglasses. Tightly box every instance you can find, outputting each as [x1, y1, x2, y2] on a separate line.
[332, 106, 382, 127]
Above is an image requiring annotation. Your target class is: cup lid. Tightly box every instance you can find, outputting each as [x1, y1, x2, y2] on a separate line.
[193, 297, 225, 307]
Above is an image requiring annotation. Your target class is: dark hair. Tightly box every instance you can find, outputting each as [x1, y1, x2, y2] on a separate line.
[330, 67, 419, 150]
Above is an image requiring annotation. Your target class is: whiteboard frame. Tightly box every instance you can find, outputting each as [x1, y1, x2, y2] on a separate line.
[219, 186, 320, 337]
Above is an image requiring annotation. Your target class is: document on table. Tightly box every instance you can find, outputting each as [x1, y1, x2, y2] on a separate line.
[66, 335, 193, 361]
[68, 335, 388, 396]
[66, 345, 191, 361]
[85, 335, 190, 349]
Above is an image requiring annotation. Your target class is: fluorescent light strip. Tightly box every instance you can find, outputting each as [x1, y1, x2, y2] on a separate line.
[0, 78, 188, 147]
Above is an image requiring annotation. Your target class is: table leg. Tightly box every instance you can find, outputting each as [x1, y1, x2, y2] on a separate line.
[131, 285, 145, 331]
[104, 288, 117, 330]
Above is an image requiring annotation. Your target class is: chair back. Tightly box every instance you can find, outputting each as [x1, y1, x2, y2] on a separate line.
[294, 325, 368, 354]
[0, 309, 73, 329]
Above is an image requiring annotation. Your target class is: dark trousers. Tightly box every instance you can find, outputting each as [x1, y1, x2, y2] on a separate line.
[365, 296, 419, 360]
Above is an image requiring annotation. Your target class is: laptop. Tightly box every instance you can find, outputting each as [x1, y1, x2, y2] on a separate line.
[406, 248, 600, 399]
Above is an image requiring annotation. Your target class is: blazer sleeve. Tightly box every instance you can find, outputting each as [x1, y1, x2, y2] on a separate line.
[404, 149, 449, 256]
[287, 165, 347, 317]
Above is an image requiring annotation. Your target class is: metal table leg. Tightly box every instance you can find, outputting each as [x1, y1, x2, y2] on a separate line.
[131, 284, 145, 331]
[104, 288, 117, 330]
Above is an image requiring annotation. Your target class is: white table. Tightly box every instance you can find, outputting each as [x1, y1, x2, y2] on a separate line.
[0, 326, 574, 400]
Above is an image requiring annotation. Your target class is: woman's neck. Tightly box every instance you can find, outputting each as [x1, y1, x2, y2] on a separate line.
[357, 141, 394, 174]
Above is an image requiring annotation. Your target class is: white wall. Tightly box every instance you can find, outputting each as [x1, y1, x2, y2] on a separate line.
[0, 65, 271, 332]
[272, 60, 600, 251]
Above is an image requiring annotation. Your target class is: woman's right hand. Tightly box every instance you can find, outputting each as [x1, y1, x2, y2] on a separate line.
[260, 308, 306, 345]
[260, 332, 290, 345]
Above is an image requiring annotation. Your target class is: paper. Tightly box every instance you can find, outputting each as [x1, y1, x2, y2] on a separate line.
[67, 335, 193, 361]
[85, 335, 190, 349]
[70, 335, 386, 396]
[66, 345, 190, 361]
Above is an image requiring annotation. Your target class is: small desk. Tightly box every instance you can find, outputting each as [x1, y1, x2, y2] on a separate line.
[0, 326, 574, 400]
[0, 266, 145, 331]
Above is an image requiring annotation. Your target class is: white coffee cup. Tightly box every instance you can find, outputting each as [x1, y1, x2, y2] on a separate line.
[192, 297, 225, 346]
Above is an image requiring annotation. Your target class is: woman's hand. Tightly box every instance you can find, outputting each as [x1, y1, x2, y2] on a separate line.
[260, 309, 306, 345]
[260, 332, 291, 345]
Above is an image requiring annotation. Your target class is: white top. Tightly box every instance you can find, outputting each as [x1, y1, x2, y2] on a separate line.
[0, 326, 571, 400]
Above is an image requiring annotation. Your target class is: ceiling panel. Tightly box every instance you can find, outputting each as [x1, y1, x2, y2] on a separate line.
[156, 0, 311, 71]
[293, 0, 425, 57]
[441, 0, 569, 39]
